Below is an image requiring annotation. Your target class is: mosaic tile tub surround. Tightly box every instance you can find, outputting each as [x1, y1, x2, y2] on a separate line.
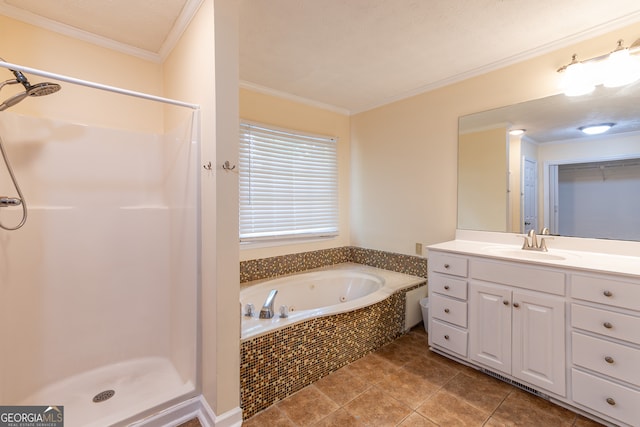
[239, 246, 428, 419]
[240, 246, 428, 283]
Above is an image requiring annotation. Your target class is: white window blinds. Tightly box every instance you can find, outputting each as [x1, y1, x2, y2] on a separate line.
[239, 122, 338, 242]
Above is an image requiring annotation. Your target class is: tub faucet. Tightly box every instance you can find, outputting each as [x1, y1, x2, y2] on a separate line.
[259, 289, 278, 319]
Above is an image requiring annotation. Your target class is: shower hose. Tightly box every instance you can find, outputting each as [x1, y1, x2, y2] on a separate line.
[0, 133, 27, 230]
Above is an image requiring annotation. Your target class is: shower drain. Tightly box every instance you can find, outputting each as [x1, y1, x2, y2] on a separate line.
[92, 389, 115, 403]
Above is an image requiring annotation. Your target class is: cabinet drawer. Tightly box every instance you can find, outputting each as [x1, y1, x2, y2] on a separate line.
[430, 273, 467, 300]
[572, 369, 640, 426]
[572, 304, 640, 344]
[470, 259, 565, 296]
[431, 293, 468, 328]
[431, 319, 467, 357]
[572, 274, 640, 311]
[572, 332, 640, 387]
[429, 252, 468, 277]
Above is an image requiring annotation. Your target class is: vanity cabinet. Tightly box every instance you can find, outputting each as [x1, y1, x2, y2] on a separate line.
[469, 281, 566, 396]
[428, 245, 640, 427]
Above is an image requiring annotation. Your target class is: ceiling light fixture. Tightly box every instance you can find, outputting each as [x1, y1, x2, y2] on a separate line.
[509, 129, 526, 136]
[579, 123, 615, 135]
[558, 38, 640, 96]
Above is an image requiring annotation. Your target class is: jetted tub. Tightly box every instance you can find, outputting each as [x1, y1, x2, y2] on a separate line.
[240, 263, 425, 340]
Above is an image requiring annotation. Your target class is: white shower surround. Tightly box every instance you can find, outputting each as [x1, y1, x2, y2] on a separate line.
[0, 111, 199, 426]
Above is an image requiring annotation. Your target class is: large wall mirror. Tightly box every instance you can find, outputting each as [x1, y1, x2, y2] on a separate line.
[458, 82, 640, 241]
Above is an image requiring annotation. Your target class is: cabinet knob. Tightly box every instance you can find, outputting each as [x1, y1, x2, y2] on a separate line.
[604, 356, 614, 364]
[503, 300, 509, 306]
[444, 263, 450, 269]
[444, 285, 450, 290]
[603, 322, 613, 329]
[444, 308, 450, 313]
[606, 397, 616, 406]
[603, 290, 613, 297]
[444, 334, 450, 340]
[513, 302, 520, 308]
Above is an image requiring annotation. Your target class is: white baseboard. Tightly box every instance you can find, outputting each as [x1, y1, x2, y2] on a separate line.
[131, 395, 242, 427]
[198, 398, 242, 427]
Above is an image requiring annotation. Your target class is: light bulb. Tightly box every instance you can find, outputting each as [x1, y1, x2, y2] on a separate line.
[603, 48, 640, 88]
[560, 61, 596, 96]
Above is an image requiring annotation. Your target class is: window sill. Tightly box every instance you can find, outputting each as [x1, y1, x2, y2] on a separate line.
[240, 235, 338, 250]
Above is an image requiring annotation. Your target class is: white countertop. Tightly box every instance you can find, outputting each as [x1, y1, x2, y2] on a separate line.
[429, 231, 640, 278]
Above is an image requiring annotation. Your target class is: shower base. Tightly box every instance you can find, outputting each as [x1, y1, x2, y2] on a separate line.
[19, 357, 194, 427]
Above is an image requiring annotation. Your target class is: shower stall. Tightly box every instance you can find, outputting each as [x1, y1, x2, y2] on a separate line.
[0, 61, 201, 426]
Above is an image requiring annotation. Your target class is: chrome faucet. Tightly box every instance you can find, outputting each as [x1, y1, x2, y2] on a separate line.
[259, 289, 278, 319]
[522, 229, 549, 252]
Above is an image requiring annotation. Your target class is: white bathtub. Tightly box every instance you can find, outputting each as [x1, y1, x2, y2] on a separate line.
[240, 263, 425, 340]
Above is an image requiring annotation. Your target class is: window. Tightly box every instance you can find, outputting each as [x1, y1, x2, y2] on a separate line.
[239, 122, 338, 243]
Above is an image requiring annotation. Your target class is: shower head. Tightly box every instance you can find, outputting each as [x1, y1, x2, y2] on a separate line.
[26, 82, 61, 97]
[0, 82, 61, 111]
[0, 58, 61, 111]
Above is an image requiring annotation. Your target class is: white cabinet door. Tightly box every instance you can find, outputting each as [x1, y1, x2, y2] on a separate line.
[512, 291, 566, 396]
[469, 281, 512, 374]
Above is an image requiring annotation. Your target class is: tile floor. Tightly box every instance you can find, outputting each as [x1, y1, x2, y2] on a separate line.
[241, 325, 606, 427]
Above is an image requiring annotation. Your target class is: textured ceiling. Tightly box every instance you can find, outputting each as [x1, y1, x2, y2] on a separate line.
[2, 0, 640, 114]
[240, 0, 640, 113]
[0, 0, 201, 60]
[460, 81, 640, 143]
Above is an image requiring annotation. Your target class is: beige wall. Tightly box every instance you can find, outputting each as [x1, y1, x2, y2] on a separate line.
[350, 21, 640, 256]
[0, 15, 163, 133]
[458, 127, 508, 232]
[239, 88, 351, 260]
[164, 0, 241, 416]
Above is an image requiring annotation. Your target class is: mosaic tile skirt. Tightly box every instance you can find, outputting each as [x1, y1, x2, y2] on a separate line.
[240, 284, 425, 419]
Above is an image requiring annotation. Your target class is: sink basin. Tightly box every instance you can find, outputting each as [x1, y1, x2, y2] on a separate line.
[484, 246, 570, 261]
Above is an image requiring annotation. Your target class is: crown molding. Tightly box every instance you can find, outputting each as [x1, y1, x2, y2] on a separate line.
[0, 0, 204, 63]
[240, 81, 351, 116]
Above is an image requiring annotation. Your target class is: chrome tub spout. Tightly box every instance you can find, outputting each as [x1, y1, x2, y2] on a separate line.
[259, 289, 278, 319]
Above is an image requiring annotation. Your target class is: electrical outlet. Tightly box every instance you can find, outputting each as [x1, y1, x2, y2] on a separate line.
[415, 242, 423, 256]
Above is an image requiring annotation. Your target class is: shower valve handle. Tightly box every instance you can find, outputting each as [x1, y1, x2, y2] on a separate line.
[0, 196, 22, 207]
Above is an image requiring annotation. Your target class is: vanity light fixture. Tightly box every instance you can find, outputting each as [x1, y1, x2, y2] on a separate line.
[558, 38, 640, 96]
[579, 123, 615, 135]
[509, 129, 526, 136]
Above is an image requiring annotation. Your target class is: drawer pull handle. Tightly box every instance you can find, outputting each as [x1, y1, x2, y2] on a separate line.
[606, 397, 616, 406]
[444, 334, 450, 340]
[513, 302, 520, 308]
[444, 264, 450, 269]
[605, 356, 614, 364]
[503, 300, 509, 306]
[603, 290, 613, 297]
[444, 285, 450, 290]
[444, 308, 450, 313]
[603, 322, 613, 329]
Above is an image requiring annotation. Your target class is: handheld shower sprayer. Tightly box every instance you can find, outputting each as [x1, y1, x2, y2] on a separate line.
[0, 57, 62, 230]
